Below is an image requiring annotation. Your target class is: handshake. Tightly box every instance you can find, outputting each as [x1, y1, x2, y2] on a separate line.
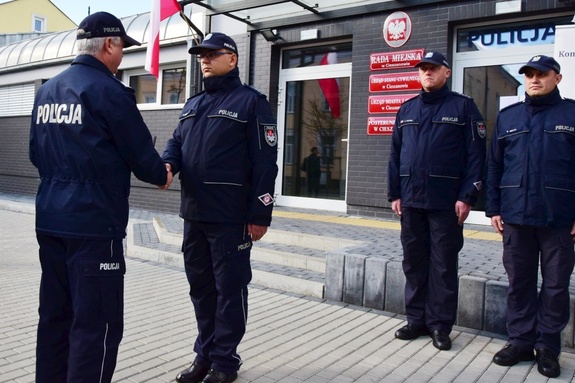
[157, 163, 173, 190]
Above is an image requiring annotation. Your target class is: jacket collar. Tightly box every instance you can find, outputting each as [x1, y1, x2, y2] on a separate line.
[419, 84, 450, 104]
[524, 87, 562, 107]
[203, 67, 241, 94]
[72, 54, 114, 77]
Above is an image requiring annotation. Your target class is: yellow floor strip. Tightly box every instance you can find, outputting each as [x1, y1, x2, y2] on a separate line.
[273, 210, 501, 241]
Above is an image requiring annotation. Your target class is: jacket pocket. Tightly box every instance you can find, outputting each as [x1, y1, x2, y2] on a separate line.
[204, 169, 243, 186]
[544, 124, 575, 138]
[429, 165, 460, 179]
[544, 176, 575, 193]
[499, 127, 529, 140]
[399, 165, 410, 177]
[500, 174, 522, 188]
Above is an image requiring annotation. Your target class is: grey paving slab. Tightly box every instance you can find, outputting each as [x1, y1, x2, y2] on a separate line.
[2, 194, 575, 382]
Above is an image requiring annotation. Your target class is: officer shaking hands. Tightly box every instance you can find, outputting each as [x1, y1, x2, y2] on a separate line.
[162, 33, 278, 383]
[486, 55, 575, 378]
[387, 51, 486, 351]
[29, 12, 172, 383]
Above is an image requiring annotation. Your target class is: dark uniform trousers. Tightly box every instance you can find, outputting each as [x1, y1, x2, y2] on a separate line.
[35, 234, 125, 383]
[400, 208, 463, 332]
[502, 224, 575, 356]
[183, 220, 252, 374]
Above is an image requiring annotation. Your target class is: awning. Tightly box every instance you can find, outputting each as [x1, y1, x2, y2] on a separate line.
[185, 0, 446, 30]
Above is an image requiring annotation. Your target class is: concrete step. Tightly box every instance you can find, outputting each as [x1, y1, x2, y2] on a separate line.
[152, 215, 328, 273]
[127, 220, 331, 299]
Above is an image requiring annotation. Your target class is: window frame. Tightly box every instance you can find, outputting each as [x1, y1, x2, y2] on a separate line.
[32, 14, 46, 33]
[123, 62, 188, 110]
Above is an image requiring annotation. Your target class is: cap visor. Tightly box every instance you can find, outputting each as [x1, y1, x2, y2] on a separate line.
[122, 35, 141, 48]
[414, 59, 437, 67]
[188, 43, 222, 54]
[518, 64, 547, 74]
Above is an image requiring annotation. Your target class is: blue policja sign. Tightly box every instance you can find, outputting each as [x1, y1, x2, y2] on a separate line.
[466, 24, 555, 49]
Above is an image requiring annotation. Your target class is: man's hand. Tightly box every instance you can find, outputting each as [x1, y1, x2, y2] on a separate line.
[455, 200, 471, 225]
[248, 224, 268, 242]
[491, 215, 504, 236]
[571, 221, 575, 242]
[158, 163, 173, 190]
[391, 199, 402, 217]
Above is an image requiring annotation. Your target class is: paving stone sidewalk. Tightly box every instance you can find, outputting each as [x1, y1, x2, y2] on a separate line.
[1, 194, 575, 382]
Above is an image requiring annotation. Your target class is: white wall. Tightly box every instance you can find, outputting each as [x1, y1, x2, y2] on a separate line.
[554, 24, 575, 99]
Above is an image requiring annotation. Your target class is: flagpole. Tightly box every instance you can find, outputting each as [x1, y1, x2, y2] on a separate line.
[176, 1, 204, 95]
[177, 0, 203, 43]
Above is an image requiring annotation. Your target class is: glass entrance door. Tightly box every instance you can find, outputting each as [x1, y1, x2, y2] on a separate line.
[275, 48, 351, 211]
[283, 77, 349, 200]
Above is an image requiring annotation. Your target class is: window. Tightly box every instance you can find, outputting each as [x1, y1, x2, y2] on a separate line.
[130, 74, 158, 104]
[162, 68, 186, 104]
[286, 82, 295, 113]
[32, 15, 46, 33]
[0, 83, 35, 117]
[128, 66, 187, 105]
[282, 42, 352, 69]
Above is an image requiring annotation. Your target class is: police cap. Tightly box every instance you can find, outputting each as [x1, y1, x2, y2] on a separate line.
[77, 11, 141, 48]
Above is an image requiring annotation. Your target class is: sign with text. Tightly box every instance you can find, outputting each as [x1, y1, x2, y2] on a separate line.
[370, 49, 424, 71]
[554, 25, 575, 99]
[367, 117, 395, 135]
[368, 94, 416, 114]
[369, 72, 421, 93]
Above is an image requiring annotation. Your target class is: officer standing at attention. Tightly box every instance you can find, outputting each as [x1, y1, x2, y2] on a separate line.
[162, 33, 278, 383]
[29, 12, 171, 383]
[387, 52, 486, 351]
[486, 55, 575, 378]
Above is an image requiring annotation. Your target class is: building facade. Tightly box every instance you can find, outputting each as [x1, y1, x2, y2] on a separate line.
[0, 0, 76, 38]
[0, 0, 574, 222]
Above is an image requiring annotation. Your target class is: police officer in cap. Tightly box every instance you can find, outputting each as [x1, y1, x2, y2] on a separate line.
[163, 32, 278, 383]
[30, 11, 171, 383]
[487, 55, 575, 378]
[388, 51, 486, 351]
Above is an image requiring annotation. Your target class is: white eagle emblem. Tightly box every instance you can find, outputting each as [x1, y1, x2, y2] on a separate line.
[388, 19, 406, 41]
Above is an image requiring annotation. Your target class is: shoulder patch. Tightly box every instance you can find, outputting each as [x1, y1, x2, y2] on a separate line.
[263, 124, 277, 146]
[475, 120, 486, 138]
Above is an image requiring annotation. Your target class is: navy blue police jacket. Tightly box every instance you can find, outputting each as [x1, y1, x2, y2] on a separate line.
[486, 88, 575, 228]
[162, 68, 278, 226]
[29, 55, 167, 239]
[387, 85, 486, 210]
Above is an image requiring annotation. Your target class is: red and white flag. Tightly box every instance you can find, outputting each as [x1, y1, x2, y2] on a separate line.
[318, 52, 340, 118]
[145, 0, 181, 77]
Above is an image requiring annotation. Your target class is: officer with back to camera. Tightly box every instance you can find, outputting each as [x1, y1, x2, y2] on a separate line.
[486, 55, 575, 378]
[387, 51, 486, 351]
[162, 32, 278, 383]
[29, 11, 171, 383]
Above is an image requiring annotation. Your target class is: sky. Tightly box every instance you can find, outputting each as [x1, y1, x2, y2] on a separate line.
[50, 0, 153, 25]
